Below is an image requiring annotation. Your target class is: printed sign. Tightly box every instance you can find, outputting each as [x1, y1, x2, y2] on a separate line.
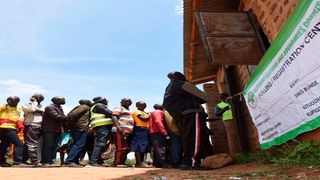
[243, 1, 320, 149]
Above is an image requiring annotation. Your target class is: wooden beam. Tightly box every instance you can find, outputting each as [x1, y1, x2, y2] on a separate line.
[188, 0, 201, 82]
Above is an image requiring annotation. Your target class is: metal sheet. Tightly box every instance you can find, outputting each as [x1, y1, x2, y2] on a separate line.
[196, 11, 265, 65]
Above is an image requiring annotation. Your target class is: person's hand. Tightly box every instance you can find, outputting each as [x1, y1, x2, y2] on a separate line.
[117, 126, 123, 133]
[35, 110, 43, 114]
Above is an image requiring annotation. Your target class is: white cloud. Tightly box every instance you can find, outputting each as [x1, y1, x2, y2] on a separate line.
[175, 0, 183, 15]
[0, 79, 46, 97]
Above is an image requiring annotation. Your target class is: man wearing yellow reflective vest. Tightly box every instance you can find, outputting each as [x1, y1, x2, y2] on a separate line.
[215, 93, 240, 157]
[0, 96, 25, 167]
[88, 97, 117, 167]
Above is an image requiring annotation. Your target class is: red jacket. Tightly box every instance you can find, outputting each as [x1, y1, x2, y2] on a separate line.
[149, 110, 167, 136]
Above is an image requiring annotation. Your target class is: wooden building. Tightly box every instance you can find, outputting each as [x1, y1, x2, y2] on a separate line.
[183, 0, 320, 153]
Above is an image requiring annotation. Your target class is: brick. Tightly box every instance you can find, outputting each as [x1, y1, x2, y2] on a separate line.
[274, 15, 279, 23]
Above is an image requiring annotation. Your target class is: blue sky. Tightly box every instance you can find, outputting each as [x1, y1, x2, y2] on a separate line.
[0, 0, 183, 112]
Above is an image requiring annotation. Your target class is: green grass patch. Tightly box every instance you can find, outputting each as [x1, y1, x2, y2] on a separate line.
[235, 141, 320, 168]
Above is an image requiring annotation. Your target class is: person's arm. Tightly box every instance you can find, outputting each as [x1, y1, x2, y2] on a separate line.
[137, 113, 149, 122]
[111, 112, 122, 133]
[0, 105, 5, 113]
[22, 102, 38, 113]
[93, 104, 113, 118]
[46, 106, 67, 122]
[214, 106, 225, 117]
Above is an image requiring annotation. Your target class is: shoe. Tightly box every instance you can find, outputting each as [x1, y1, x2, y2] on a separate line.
[180, 164, 192, 170]
[85, 163, 104, 168]
[116, 164, 128, 168]
[42, 163, 57, 167]
[66, 163, 83, 168]
[0, 163, 12, 167]
[13, 163, 30, 167]
[135, 163, 152, 168]
[30, 161, 42, 166]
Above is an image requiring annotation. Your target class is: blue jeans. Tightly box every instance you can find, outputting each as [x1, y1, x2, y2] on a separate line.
[0, 129, 24, 165]
[65, 130, 87, 164]
[89, 125, 112, 165]
[41, 132, 61, 164]
[169, 132, 182, 167]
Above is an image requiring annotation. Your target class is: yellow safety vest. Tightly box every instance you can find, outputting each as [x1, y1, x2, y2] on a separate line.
[90, 104, 113, 128]
[217, 102, 233, 121]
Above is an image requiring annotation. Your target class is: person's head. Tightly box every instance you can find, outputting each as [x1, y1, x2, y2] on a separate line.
[51, 96, 66, 105]
[120, 98, 132, 108]
[92, 97, 108, 105]
[7, 96, 20, 107]
[31, 93, 44, 103]
[136, 101, 147, 111]
[79, 99, 92, 106]
[218, 93, 229, 101]
[167, 71, 187, 81]
[153, 104, 163, 110]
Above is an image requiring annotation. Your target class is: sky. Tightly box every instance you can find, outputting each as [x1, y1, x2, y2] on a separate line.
[0, 0, 183, 113]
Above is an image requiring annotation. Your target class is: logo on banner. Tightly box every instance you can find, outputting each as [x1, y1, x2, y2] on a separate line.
[247, 92, 257, 108]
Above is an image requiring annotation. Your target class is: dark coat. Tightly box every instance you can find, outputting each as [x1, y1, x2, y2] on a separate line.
[42, 104, 66, 133]
[66, 105, 90, 131]
[163, 79, 205, 119]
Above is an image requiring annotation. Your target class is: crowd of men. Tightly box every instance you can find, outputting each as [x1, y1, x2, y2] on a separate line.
[0, 71, 231, 170]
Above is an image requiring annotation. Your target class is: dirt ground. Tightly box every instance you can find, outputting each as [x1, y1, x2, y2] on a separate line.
[1, 163, 320, 180]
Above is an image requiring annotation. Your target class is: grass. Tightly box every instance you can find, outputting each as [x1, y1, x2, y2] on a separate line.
[235, 141, 320, 168]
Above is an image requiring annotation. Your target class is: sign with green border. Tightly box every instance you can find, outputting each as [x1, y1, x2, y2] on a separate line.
[243, 0, 320, 149]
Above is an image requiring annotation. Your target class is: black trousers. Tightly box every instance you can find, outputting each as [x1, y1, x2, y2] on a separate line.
[177, 112, 213, 166]
[150, 132, 167, 167]
[0, 128, 24, 165]
[41, 132, 61, 164]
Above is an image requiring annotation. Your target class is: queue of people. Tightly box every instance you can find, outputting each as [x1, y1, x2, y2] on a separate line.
[0, 71, 216, 170]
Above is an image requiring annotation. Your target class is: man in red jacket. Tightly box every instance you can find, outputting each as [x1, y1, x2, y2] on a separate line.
[149, 104, 169, 167]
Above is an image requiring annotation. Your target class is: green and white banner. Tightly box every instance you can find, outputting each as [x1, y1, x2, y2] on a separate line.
[243, 0, 320, 149]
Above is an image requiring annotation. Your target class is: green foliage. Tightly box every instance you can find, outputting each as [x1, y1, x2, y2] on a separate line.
[235, 141, 320, 167]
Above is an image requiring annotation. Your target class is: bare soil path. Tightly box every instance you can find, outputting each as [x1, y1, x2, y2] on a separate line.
[1, 163, 320, 180]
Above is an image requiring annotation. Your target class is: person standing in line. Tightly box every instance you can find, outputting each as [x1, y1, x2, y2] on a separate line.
[131, 101, 150, 168]
[163, 110, 182, 168]
[64, 99, 92, 167]
[22, 93, 45, 166]
[41, 96, 67, 166]
[88, 97, 117, 167]
[149, 104, 170, 168]
[112, 98, 134, 167]
[0, 96, 25, 167]
[215, 93, 240, 157]
[163, 71, 213, 170]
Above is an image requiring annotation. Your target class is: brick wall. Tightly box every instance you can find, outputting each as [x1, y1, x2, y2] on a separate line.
[228, 65, 260, 151]
[203, 83, 229, 153]
[240, 0, 300, 42]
